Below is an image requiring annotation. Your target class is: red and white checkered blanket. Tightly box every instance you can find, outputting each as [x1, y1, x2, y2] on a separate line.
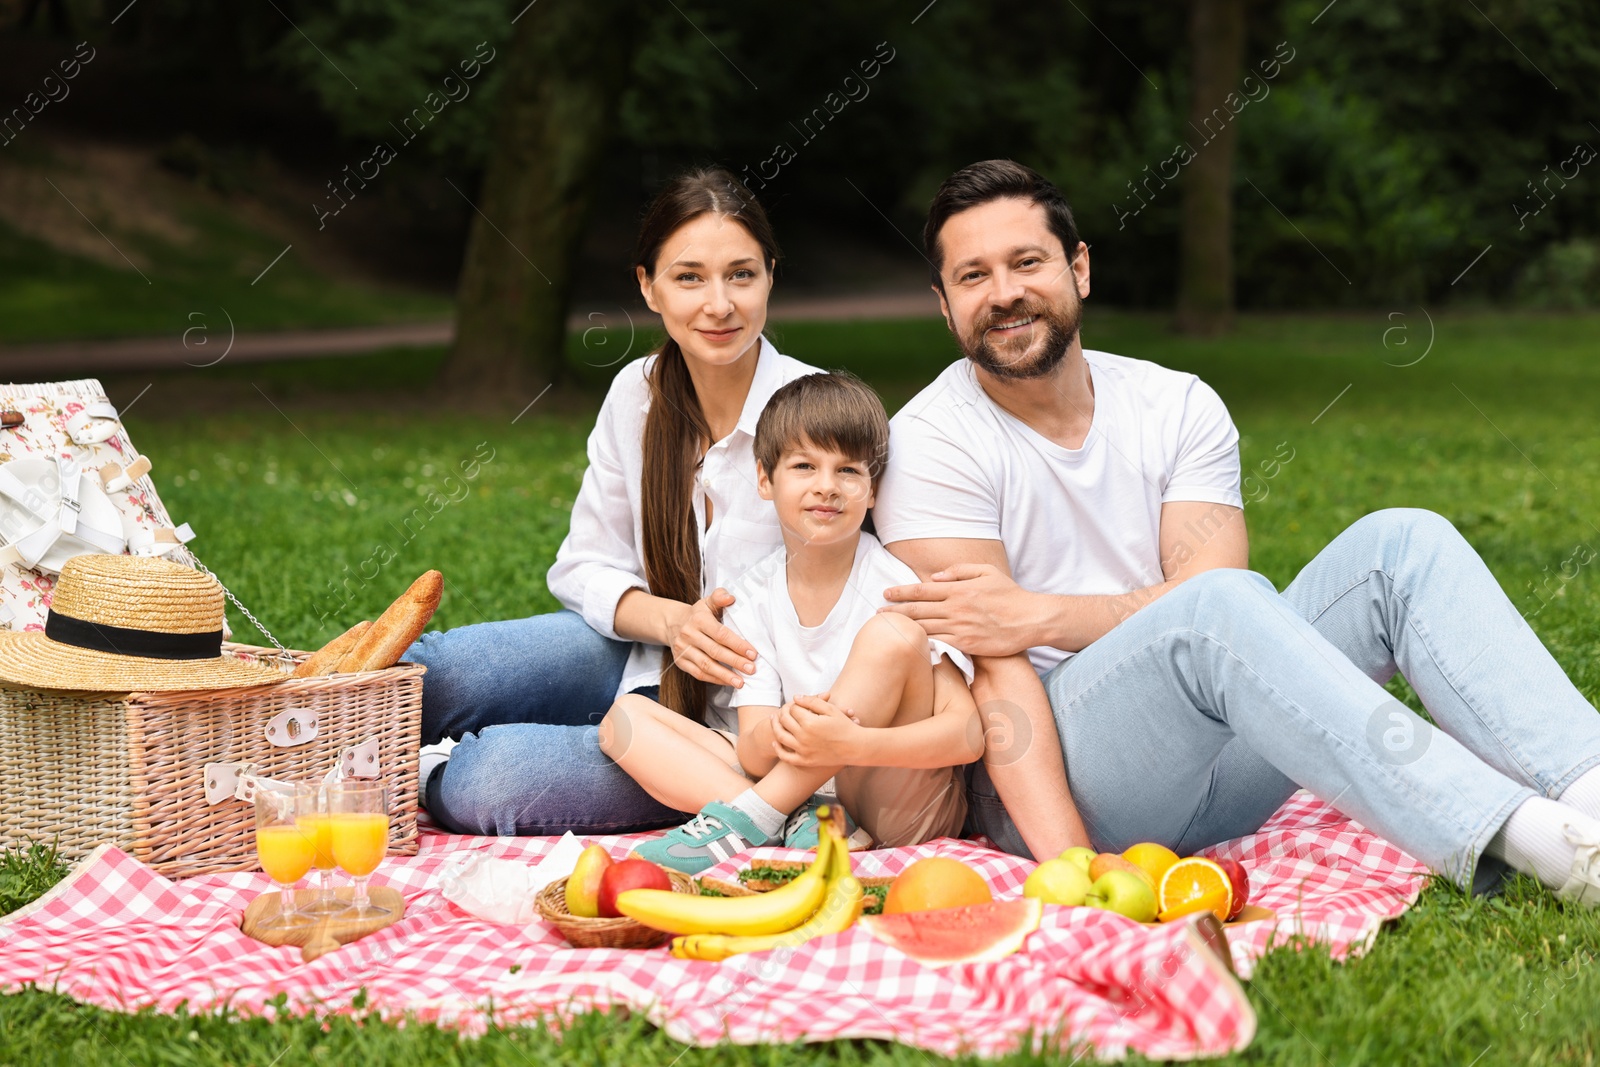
[0, 791, 1427, 1061]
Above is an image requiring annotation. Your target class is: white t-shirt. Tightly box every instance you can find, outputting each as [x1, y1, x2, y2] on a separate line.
[714, 533, 974, 731]
[545, 337, 820, 698]
[872, 350, 1242, 676]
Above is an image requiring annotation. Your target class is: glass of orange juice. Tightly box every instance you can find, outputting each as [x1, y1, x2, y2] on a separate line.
[296, 785, 343, 916]
[254, 784, 316, 930]
[329, 781, 391, 919]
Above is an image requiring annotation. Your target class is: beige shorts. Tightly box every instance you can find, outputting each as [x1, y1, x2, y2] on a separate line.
[834, 764, 968, 849]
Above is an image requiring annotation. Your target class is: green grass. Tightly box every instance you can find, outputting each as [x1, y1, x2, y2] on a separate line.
[4, 310, 1600, 1064]
[0, 208, 448, 344]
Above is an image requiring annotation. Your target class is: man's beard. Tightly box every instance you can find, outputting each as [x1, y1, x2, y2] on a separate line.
[959, 292, 1083, 381]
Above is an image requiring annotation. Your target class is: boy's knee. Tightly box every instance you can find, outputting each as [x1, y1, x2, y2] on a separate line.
[853, 611, 929, 667]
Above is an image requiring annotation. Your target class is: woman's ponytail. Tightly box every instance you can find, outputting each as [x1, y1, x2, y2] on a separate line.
[641, 337, 710, 720]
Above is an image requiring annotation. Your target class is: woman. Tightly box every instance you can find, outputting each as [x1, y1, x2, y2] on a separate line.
[404, 167, 820, 836]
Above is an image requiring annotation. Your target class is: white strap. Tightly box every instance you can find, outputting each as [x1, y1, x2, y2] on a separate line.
[9, 524, 64, 569]
[99, 455, 153, 494]
[127, 523, 196, 558]
[55, 458, 82, 537]
[0, 457, 126, 569]
[0, 467, 54, 522]
[65, 402, 121, 445]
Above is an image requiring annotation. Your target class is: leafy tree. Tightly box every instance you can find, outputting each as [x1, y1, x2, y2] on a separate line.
[445, 0, 641, 395]
[1176, 0, 1247, 334]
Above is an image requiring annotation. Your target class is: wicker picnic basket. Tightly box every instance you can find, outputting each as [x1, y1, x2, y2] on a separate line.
[0, 641, 424, 878]
[536, 870, 697, 949]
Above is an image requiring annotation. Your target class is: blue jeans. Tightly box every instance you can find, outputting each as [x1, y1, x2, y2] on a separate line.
[403, 610, 687, 835]
[965, 509, 1600, 896]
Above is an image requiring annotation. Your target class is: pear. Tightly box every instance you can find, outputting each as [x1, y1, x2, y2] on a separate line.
[1085, 869, 1158, 923]
[565, 844, 613, 918]
[1023, 858, 1094, 906]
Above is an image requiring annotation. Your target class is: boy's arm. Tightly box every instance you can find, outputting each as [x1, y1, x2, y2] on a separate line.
[772, 659, 984, 771]
[735, 704, 784, 778]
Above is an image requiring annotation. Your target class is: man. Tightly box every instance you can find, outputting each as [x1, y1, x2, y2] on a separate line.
[873, 159, 1600, 902]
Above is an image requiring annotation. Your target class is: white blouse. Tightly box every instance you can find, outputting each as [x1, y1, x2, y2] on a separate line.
[546, 336, 820, 700]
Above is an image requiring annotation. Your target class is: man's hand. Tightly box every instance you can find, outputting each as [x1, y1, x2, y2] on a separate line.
[772, 694, 861, 767]
[880, 563, 1042, 657]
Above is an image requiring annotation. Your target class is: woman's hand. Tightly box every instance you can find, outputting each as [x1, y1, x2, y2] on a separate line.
[773, 694, 861, 767]
[667, 587, 758, 687]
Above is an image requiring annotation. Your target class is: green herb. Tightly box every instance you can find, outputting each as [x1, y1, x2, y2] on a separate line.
[862, 884, 888, 915]
[736, 864, 802, 886]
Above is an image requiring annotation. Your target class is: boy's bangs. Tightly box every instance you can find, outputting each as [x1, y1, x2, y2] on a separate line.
[754, 372, 890, 480]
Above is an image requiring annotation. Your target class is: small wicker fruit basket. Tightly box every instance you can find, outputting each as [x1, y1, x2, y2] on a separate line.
[535, 870, 697, 949]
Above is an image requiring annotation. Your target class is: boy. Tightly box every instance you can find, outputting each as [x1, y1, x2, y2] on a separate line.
[599, 371, 982, 873]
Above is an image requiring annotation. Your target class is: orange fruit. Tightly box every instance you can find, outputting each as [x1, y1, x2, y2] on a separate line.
[882, 857, 992, 915]
[1122, 842, 1181, 888]
[1157, 857, 1233, 923]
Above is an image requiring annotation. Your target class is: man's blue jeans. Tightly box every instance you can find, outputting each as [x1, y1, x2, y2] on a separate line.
[403, 610, 687, 835]
[965, 509, 1600, 895]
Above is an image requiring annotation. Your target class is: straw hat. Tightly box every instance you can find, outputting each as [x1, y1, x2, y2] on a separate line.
[0, 554, 291, 691]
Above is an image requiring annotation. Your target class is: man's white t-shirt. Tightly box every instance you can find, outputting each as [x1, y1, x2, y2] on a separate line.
[713, 533, 975, 731]
[872, 350, 1243, 676]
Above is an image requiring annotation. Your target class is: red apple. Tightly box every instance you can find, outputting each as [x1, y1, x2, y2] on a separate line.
[1216, 858, 1249, 920]
[597, 858, 672, 917]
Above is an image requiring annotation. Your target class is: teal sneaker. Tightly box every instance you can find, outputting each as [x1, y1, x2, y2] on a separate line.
[632, 801, 774, 875]
[782, 796, 861, 850]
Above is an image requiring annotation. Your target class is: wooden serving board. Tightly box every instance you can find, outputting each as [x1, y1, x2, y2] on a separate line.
[241, 886, 406, 962]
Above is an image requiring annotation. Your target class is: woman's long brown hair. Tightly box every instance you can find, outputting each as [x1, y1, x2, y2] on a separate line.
[634, 167, 780, 720]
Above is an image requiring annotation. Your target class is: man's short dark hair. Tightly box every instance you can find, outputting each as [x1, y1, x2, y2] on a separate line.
[922, 160, 1081, 291]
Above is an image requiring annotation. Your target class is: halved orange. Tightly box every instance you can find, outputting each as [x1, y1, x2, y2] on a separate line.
[1157, 857, 1233, 923]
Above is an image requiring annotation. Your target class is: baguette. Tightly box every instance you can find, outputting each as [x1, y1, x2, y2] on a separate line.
[337, 570, 443, 673]
[292, 619, 372, 677]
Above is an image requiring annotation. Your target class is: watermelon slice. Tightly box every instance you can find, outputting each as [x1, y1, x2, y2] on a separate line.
[859, 898, 1042, 967]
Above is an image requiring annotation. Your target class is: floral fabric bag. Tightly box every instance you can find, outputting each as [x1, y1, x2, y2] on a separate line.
[0, 378, 200, 633]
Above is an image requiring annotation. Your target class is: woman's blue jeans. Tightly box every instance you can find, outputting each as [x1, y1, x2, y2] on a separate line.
[403, 610, 687, 835]
[965, 509, 1600, 895]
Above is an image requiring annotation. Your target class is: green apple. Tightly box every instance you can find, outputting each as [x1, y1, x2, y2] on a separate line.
[1059, 846, 1097, 876]
[565, 844, 613, 918]
[1023, 858, 1094, 906]
[1085, 869, 1158, 923]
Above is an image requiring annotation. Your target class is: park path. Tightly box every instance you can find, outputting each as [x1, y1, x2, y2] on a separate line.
[0, 290, 939, 379]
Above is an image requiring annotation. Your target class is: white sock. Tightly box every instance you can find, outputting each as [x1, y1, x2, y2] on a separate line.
[1558, 765, 1600, 821]
[1485, 796, 1599, 888]
[418, 738, 458, 797]
[728, 789, 786, 841]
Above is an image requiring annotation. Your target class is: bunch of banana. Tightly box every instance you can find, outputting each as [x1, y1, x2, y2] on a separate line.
[614, 807, 864, 961]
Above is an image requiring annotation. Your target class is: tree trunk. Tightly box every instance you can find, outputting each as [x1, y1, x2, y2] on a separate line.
[1176, 0, 1246, 336]
[443, 0, 637, 397]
